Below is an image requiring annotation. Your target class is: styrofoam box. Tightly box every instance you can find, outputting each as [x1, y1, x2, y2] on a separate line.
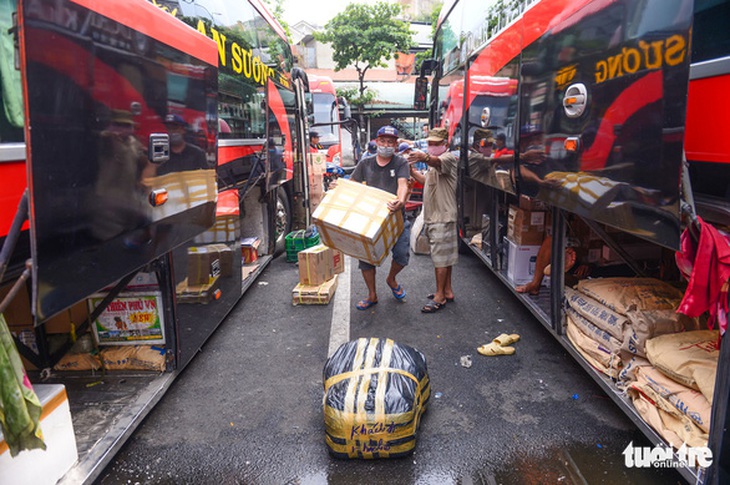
[0, 384, 78, 485]
[505, 237, 541, 285]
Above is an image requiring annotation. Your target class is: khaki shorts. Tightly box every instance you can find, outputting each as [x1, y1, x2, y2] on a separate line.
[425, 222, 458, 268]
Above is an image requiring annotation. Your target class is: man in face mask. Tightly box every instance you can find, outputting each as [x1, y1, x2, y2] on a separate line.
[159, 113, 208, 175]
[349, 125, 411, 310]
[407, 127, 458, 313]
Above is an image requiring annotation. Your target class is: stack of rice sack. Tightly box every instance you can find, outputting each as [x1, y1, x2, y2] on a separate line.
[564, 277, 718, 449]
[628, 330, 719, 449]
[564, 278, 692, 380]
[323, 338, 430, 459]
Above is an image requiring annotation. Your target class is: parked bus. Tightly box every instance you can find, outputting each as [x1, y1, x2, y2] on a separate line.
[307, 74, 343, 164]
[0, 0, 311, 483]
[416, 0, 730, 483]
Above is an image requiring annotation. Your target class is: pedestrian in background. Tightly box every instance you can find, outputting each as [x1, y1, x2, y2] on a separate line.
[407, 127, 458, 313]
[349, 126, 411, 310]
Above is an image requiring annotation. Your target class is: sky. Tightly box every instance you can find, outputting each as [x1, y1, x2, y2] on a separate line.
[282, 0, 394, 27]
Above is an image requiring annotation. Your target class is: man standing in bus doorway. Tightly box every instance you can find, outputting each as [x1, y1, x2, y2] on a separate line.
[309, 131, 324, 152]
[408, 127, 458, 313]
[349, 125, 411, 310]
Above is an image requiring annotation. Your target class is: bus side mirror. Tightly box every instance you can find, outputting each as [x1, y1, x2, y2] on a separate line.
[338, 97, 351, 119]
[414, 76, 428, 111]
[419, 59, 438, 76]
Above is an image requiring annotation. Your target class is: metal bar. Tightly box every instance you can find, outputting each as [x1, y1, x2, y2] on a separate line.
[579, 216, 648, 277]
[551, 208, 566, 334]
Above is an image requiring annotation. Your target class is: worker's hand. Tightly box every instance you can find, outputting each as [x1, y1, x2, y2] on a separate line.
[388, 198, 404, 213]
[407, 149, 427, 164]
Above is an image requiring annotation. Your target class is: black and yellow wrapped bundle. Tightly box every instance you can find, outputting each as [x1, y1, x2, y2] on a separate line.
[323, 338, 430, 459]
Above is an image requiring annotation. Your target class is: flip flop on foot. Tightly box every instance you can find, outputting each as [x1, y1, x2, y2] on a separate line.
[427, 293, 454, 302]
[421, 299, 446, 313]
[492, 333, 520, 346]
[477, 342, 516, 356]
[389, 284, 407, 301]
[356, 299, 378, 311]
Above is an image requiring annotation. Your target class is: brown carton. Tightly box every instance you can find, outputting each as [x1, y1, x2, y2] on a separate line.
[507, 205, 546, 246]
[298, 244, 335, 286]
[292, 274, 338, 305]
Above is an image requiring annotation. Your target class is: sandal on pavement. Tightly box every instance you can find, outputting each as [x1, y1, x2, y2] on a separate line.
[492, 333, 520, 346]
[356, 299, 378, 311]
[421, 299, 446, 313]
[390, 284, 407, 301]
[477, 342, 516, 356]
[427, 293, 454, 302]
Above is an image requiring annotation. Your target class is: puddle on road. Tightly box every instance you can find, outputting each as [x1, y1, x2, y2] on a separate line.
[482, 441, 687, 485]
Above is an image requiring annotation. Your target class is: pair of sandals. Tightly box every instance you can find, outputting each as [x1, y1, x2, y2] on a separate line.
[421, 293, 454, 313]
[356, 284, 406, 310]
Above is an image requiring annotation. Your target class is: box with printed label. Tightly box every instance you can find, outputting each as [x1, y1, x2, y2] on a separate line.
[89, 292, 165, 346]
[188, 244, 232, 285]
[507, 205, 546, 246]
[504, 238, 541, 286]
[312, 179, 403, 266]
[241, 237, 261, 264]
[298, 244, 335, 286]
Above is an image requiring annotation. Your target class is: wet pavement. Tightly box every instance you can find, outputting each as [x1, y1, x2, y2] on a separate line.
[96, 250, 685, 484]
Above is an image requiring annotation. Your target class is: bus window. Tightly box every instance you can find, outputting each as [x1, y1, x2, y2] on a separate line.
[0, 0, 24, 142]
[692, 0, 730, 62]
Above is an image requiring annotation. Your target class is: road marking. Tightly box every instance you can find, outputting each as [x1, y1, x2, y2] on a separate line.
[328, 256, 351, 357]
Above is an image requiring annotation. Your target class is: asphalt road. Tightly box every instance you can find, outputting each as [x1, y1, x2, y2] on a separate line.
[96, 248, 684, 484]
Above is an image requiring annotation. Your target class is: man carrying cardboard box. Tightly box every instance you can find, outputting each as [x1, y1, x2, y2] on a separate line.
[348, 125, 411, 310]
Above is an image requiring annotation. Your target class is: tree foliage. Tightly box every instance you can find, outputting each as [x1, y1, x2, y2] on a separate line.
[263, 0, 292, 42]
[336, 86, 377, 110]
[315, 2, 413, 97]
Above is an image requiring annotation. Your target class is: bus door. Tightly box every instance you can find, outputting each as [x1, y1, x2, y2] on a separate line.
[17, 0, 218, 322]
[518, 0, 694, 249]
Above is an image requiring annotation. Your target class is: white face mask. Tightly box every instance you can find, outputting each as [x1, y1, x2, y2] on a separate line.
[377, 146, 395, 158]
[427, 145, 448, 157]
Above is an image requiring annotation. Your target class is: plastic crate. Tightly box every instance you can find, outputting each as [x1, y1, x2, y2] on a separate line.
[285, 229, 320, 262]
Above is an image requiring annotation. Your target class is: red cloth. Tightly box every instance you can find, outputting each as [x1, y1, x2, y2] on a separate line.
[676, 216, 730, 335]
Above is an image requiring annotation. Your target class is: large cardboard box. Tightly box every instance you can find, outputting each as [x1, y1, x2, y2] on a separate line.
[312, 179, 403, 266]
[505, 237, 541, 285]
[298, 244, 335, 286]
[188, 244, 232, 285]
[292, 274, 338, 305]
[309, 152, 326, 213]
[507, 205, 546, 246]
[89, 292, 165, 345]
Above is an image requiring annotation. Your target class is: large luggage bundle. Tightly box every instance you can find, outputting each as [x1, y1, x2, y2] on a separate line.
[323, 338, 430, 459]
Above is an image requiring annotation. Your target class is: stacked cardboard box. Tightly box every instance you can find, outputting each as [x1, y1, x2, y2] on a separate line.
[312, 179, 403, 266]
[504, 237, 540, 285]
[293, 245, 344, 304]
[507, 205, 545, 246]
[241, 237, 261, 264]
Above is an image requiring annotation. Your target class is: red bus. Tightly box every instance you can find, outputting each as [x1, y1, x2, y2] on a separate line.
[308, 74, 344, 165]
[418, 0, 730, 483]
[0, 0, 311, 482]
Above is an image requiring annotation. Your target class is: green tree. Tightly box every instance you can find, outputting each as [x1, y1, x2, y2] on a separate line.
[315, 2, 413, 98]
[263, 0, 292, 42]
[414, 1, 442, 75]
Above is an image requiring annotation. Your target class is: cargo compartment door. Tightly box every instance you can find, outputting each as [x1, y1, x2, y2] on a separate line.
[518, 0, 694, 248]
[18, 0, 218, 321]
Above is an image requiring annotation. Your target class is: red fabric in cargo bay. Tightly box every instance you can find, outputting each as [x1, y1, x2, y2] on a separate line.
[676, 217, 730, 336]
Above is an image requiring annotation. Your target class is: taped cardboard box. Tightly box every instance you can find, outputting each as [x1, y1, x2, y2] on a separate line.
[507, 205, 545, 246]
[188, 244, 232, 285]
[312, 179, 403, 266]
[298, 244, 334, 286]
[292, 274, 338, 305]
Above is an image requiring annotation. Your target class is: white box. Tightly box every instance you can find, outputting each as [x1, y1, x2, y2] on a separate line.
[505, 238, 540, 285]
[0, 384, 78, 485]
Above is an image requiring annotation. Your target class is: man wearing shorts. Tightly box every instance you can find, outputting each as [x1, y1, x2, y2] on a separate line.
[349, 125, 411, 311]
[408, 127, 458, 313]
